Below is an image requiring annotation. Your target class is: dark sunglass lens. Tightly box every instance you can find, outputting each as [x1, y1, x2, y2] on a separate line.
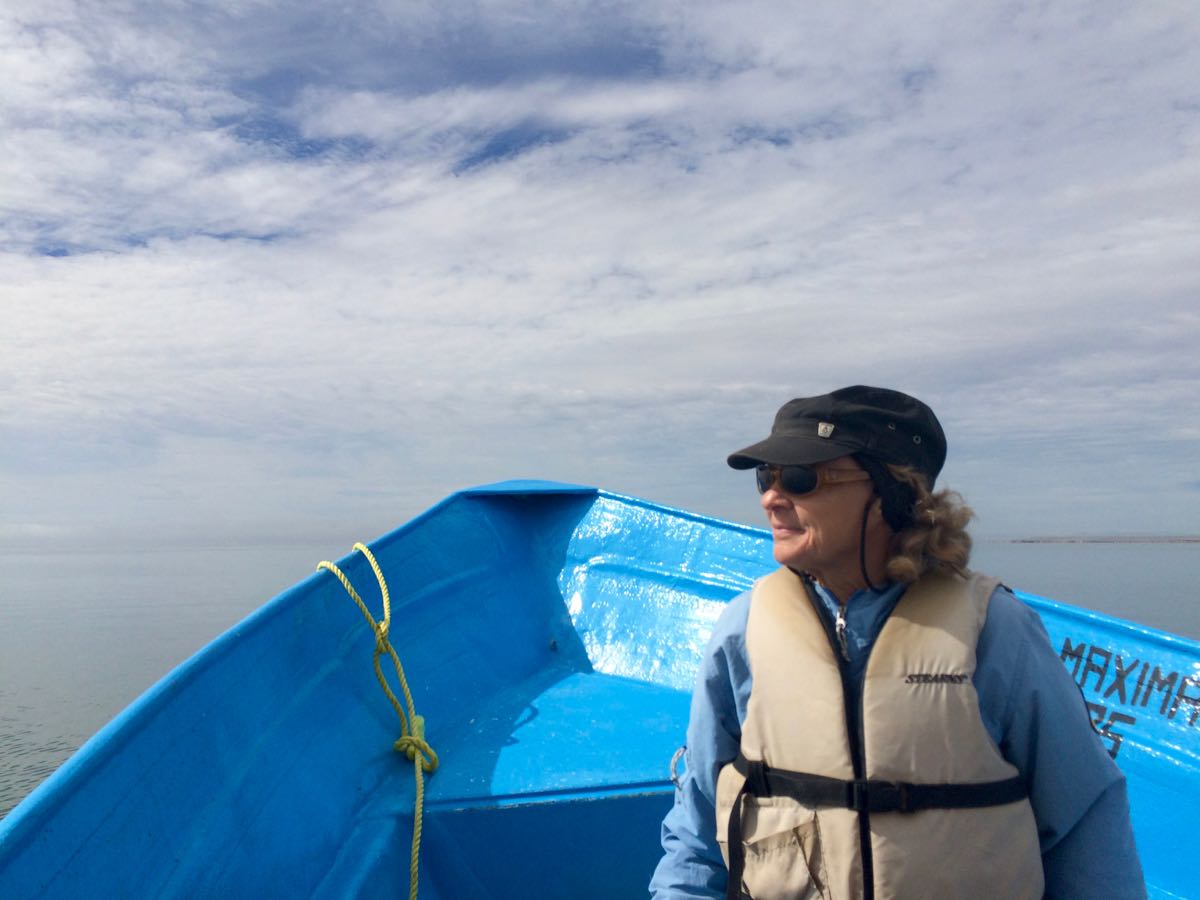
[778, 465, 818, 495]
[755, 465, 774, 493]
[756, 465, 819, 495]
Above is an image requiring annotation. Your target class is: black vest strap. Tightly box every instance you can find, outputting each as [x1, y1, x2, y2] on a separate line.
[733, 753, 1027, 812]
[724, 754, 1027, 900]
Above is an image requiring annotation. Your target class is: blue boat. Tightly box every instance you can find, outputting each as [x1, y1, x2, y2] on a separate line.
[1, 482, 1197, 897]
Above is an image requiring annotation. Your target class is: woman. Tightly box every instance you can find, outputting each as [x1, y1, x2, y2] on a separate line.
[650, 385, 1144, 899]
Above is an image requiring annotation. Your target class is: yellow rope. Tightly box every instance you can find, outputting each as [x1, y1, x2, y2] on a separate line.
[317, 543, 438, 900]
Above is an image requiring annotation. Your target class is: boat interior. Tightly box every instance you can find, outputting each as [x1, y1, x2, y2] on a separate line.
[2, 482, 1196, 898]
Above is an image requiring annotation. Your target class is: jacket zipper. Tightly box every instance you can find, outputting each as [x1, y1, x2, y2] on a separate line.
[805, 581, 874, 900]
[835, 603, 851, 662]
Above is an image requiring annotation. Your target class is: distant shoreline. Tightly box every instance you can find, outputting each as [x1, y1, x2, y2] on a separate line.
[1001, 536, 1200, 544]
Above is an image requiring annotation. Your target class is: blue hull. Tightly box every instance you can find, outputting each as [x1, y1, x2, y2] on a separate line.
[1, 482, 1197, 897]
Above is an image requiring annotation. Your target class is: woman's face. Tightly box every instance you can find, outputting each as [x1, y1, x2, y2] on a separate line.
[760, 456, 880, 583]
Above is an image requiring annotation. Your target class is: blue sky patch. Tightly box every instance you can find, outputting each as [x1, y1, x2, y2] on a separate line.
[230, 117, 374, 161]
[730, 126, 793, 148]
[453, 122, 573, 173]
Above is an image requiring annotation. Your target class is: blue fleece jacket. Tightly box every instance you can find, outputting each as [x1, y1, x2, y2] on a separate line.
[649, 577, 1146, 899]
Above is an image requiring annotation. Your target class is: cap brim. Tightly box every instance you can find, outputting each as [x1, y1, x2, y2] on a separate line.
[727, 434, 864, 469]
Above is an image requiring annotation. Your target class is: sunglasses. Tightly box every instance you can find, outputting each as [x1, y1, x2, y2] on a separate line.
[755, 464, 872, 496]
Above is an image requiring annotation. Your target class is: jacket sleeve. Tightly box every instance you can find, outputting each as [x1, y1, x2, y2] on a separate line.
[976, 588, 1147, 899]
[649, 591, 752, 899]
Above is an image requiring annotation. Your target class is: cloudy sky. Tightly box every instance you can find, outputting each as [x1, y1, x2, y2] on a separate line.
[3, 0, 1198, 548]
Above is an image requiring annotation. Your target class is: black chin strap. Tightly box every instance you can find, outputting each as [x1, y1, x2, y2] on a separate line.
[859, 495, 886, 592]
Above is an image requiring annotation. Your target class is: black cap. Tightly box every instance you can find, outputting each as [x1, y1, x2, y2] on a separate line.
[727, 385, 947, 485]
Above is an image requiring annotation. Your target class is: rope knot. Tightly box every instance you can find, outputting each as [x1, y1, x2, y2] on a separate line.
[395, 715, 439, 772]
[374, 629, 390, 655]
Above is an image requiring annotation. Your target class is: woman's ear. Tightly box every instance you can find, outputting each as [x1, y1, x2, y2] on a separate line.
[868, 495, 889, 527]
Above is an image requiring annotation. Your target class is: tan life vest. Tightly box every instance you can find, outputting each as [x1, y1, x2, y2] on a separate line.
[715, 567, 1044, 900]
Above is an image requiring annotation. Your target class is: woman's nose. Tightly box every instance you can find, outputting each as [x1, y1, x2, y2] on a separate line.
[760, 485, 785, 511]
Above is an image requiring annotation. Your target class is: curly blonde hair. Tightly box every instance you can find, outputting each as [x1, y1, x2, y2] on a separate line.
[884, 464, 975, 584]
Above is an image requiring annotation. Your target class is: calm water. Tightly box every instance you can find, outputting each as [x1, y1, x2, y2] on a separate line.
[970, 540, 1200, 639]
[1, 539, 1198, 820]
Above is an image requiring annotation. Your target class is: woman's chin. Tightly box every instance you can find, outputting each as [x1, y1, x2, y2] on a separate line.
[772, 537, 809, 568]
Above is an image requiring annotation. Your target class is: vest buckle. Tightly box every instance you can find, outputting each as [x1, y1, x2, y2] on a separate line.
[848, 779, 912, 813]
[847, 780, 867, 811]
